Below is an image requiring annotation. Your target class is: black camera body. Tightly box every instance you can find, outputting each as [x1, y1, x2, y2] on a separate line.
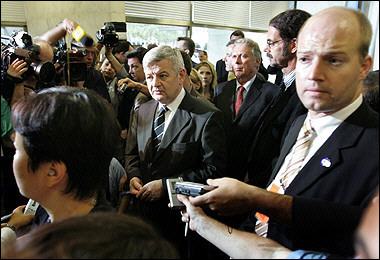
[96, 22, 119, 47]
[53, 41, 87, 82]
[175, 181, 215, 197]
[1, 31, 56, 84]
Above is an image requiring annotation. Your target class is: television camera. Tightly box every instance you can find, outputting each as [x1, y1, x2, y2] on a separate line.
[96, 22, 119, 47]
[1, 31, 56, 84]
[53, 38, 87, 82]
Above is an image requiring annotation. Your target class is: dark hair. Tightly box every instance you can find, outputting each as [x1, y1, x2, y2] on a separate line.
[363, 70, 379, 113]
[125, 46, 148, 65]
[226, 39, 236, 46]
[7, 212, 179, 259]
[230, 30, 245, 39]
[269, 9, 311, 42]
[177, 36, 196, 57]
[200, 50, 207, 56]
[71, 38, 94, 48]
[112, 40, 131, 54]
[11, 87, 121, 200]
[179, 49, 192, 76]
[147, 43, 158, 50]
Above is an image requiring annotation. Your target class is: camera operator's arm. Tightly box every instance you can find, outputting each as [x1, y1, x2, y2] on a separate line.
[117, 78, 151, 97]
[38, 18, 78, 46]
[104, 46, 124, 74]
[6, 58, 27, 106]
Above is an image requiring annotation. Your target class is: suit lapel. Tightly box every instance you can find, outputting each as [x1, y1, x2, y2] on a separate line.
[259, 82, 296, 128]
[139, 100, 158, 160]
[154, 93, 192, 158]
[224, 81, 237, 118]
[268, 115, 306, 183]
[286, 103, 371, 195]
[235, 77, 262, 121]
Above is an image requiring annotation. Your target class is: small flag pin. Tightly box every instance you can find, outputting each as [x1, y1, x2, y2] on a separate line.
[321, 158, 331, 168]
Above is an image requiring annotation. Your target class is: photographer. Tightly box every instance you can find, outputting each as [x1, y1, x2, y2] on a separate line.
[111, 40, 134, 73]
[38, 18, 110, 103]
[98, 44, 134, 165]
[1, 32, 56, 106]
[3, 58, 27, 106]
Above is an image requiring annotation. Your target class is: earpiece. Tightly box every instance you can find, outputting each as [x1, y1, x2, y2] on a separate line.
[48, 171, 55, 176]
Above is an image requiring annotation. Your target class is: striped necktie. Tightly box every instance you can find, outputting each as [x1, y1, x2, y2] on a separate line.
[279, 119, 315, 190]
[255, 119, 315, 237]
[152, 106, 169, 153]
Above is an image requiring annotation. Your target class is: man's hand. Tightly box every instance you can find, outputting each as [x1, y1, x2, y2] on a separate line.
[119, 173, 128, 191]
[60, 18, 78, 34]
[189, 177, 259, 215]
[136, 179, 164, 202]
[120, 129, 128, 140]
[130, 177, 143, 195]
[7, 58, 28, 79]
[117, 77, 141, 91]
[177, 194, 208, 233]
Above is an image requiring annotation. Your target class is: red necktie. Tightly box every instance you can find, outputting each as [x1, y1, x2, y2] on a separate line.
[235, 86, 244, 115]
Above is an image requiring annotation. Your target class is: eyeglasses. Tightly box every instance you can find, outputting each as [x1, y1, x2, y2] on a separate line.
[266, 39, 283, 49]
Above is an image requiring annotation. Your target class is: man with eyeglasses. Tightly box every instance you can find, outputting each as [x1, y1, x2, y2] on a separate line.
[244, 9, 311, 188]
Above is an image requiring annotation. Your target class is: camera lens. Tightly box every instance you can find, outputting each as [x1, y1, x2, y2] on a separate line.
[31, 61, 56, 83]
[63, 62, 87, 82]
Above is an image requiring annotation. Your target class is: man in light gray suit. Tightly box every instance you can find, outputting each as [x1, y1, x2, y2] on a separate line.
[124, 45, 227, 258]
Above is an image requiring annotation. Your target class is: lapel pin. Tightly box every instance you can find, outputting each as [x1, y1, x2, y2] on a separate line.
[320, 158, 331, 168]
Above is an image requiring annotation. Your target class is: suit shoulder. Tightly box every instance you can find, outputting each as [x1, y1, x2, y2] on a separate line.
[139, 98, 156, 108]
[215, 80, 234, 91]
[185, 93, 220, 113]
[262, 81, 278, 89]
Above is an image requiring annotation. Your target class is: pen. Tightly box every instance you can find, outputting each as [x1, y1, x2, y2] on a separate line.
[184, 221, 189, 237]
[1, 213, 13, 222]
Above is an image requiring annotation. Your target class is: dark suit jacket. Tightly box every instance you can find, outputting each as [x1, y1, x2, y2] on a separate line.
[246, 80, 307, 188]
[125, 90, 227, 256]
[216, 59, 228, 84]
[266, 101, 379, 257]
[267, 65, 283, 85]
[83, 67, 111, 103]
[213, 76, 278, 181]
[126, 90, 227, 187]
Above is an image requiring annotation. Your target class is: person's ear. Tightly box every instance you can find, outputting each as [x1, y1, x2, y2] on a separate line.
[179, 68, 187, 85]
[359, 55, 373, 81]
[46, 161, 67, 188]
[290, 38, 297, 54]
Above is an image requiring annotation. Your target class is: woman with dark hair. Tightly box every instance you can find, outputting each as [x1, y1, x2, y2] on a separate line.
[3, 87, 121, 238]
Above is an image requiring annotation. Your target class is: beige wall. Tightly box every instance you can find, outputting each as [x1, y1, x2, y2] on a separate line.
[25, 1, 125, 41]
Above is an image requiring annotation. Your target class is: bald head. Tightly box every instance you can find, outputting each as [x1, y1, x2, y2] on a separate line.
[34, 39, 54, 62]
[296, 7, 373, 117]
[299, 7, 372, 59]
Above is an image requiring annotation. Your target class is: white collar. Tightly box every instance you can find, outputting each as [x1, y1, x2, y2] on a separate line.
[158, 87, 186, 114]
[235, 74, 257, 92]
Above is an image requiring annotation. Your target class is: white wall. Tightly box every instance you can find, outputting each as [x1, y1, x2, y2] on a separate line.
[24, 1, 125, 42]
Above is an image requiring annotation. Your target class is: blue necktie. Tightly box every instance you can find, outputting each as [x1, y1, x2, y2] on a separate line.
[152, 106, 169, 153]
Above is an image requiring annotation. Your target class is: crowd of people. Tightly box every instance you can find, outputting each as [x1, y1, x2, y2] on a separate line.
[1, 6, 379, 260]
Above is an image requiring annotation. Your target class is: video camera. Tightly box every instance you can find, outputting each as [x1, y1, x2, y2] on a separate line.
[53, 39, 87, 82]
[1, 31, 56, 84]
[96, 22, 119, 47]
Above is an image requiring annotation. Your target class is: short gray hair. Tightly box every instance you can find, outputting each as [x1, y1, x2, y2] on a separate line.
[235, 38, 262, 62]
[143, 45, 184, 74]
